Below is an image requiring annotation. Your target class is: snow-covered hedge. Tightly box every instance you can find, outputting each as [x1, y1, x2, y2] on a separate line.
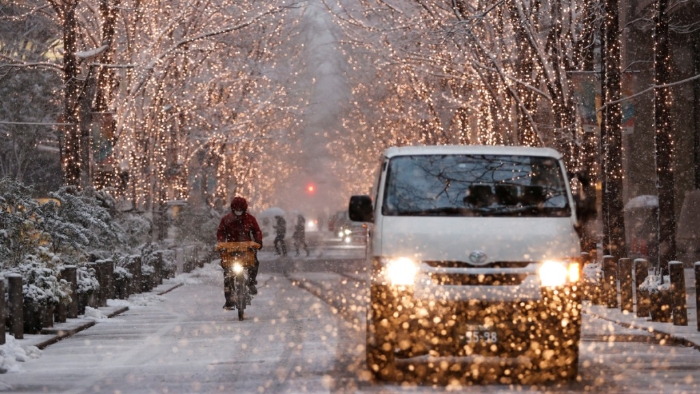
[639, 274, 671, 294]
[18, 256, 71, 307]
[113, 265, 133, 281]
[77, 265, 100, 295]
[582, 261, 602, 285]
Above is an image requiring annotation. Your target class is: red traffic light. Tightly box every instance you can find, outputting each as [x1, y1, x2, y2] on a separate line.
[307, 183, 315, 194]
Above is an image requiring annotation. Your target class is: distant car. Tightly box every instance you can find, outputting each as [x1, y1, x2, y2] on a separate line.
[329, 210, 367, 244]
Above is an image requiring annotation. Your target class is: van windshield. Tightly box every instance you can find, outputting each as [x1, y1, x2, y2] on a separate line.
[383, 154, 571, 217]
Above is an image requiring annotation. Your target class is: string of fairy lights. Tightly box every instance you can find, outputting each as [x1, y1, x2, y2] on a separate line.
[327, 0, 594, 196]
[47, 0, 304, 210]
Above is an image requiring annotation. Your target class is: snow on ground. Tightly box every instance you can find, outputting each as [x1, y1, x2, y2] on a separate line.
[0, 335, 42, 374]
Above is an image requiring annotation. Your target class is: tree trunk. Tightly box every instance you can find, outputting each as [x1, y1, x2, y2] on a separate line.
[603, 0, 626, 260]
[693, 38, 700, 189]
[654, 0, 676, 275]
[60, 1, 82, 186]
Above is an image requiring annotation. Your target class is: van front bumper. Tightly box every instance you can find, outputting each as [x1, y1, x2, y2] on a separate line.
[368, 283, 582, 360]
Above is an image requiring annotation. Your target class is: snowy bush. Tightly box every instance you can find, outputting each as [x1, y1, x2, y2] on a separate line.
[77, 265, 100, 295]
[17, 255, 71, 307]
[639, 274, 671, 294]
[582, 262, 602, 286]
[113, 265, 133, 281]
[0, 178, 44, 268]
[37, 186, 124, 257]
[141, 263, 155, 276]
[140, 243, 178, 276]
[173, 205, 221, 244]
[117, 213, 153, 249]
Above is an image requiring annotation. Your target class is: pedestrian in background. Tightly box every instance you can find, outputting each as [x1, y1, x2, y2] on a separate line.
[274, 215, 287, 256]
[293, 214, 310, 257]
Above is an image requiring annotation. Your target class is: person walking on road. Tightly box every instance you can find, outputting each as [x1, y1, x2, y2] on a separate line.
[274, 215, 287, 256]
[293, 214, 310, 257]
[216, 197, 263, 305]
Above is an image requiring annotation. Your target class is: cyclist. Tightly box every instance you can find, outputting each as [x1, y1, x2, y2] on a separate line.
[216, 196, 263, 307]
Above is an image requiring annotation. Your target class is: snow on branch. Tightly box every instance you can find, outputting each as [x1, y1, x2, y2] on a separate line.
[600, 73, 700, 111]
[76, 45, 109, 61]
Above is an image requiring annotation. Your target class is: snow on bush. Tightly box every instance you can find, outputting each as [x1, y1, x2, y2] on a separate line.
[639, 274, 671, 293]
[117, 213, 152, 249]
[113, 265, 133, 281]
[17, 254, 71, 307]
[77, 265, 100, 295]
[0, 178, 43, 268]
[582, 261, 602, 286]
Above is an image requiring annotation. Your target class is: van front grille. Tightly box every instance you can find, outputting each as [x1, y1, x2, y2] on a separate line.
[429, 273, 528, 286]
[424, 261, 531, 269]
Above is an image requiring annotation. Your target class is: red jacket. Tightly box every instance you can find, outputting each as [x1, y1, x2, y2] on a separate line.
[217, 212, 263, 246]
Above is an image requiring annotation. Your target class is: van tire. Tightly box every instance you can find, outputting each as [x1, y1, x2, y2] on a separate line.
[535, 347, 579, 382]
[366, 285, 397, 381]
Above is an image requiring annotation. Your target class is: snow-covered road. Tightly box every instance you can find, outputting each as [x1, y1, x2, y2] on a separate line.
[2, 245, 700, 393]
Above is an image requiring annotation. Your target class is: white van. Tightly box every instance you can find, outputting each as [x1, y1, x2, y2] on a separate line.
[349, 145, 583, 383]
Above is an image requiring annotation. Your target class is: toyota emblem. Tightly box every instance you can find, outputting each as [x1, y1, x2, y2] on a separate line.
[468, 250, 488, 265]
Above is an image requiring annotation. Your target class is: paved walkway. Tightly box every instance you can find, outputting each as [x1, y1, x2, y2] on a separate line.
[584, 267, 700, 349]
[11, 281, 182, 350]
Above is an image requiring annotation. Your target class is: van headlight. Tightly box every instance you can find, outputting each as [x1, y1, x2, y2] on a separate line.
[384, 257, 419, 286]
[539, 260, 580, 287]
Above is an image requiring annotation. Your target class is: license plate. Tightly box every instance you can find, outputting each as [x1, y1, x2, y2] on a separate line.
[462, 325, 498, 344]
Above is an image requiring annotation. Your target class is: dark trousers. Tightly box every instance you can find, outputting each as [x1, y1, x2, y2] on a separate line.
[274, 235, 287, 256]
[293, 236, 309, 255]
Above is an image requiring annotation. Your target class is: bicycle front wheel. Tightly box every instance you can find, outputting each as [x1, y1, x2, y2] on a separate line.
[236, 274, 246, 320]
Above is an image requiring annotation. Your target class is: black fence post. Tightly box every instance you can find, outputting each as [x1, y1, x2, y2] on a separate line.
[87, 262, 103, 307]
[669, 261, 688, 326]
[619, 258, 633, 313]
[603, 255, 618, 308]
[153, 251, 163, 285]
[0, 279, 5, 345]
[105, 260, 115, 301]
[63, 265, 78, 318]
[695, 262, 700, 331]
[635, 258, 650, 317]
[128, 255, 143, 294]
[7, 274, 23, 339]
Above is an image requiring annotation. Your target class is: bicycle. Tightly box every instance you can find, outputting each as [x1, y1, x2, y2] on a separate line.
[216, 241, 261, 320]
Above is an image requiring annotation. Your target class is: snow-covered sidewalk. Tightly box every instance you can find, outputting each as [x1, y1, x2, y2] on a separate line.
[584, 267, 700, 348]
[1, 278, 182, 374]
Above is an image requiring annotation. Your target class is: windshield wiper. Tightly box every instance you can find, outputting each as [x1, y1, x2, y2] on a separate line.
[396, 207, 467, 216]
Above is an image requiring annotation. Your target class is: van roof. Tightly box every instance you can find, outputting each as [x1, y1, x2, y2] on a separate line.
[383, 145, 563, 159]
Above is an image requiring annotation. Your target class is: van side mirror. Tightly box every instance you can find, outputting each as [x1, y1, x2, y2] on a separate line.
[349, 195, 373, 222]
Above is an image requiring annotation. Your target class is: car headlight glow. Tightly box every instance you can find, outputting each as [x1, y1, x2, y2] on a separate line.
[338, 231, 344, 238]
[344, 229, 352, 235]
[385, 257, 419, 286]
[539, 260, 580, 287]
[232, 263, 244, 274]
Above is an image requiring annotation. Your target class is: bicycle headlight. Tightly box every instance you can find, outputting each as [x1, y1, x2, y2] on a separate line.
[384, 257, 419, 286]
[539, 259, 580, 287]
[232, 262, 244, 274]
